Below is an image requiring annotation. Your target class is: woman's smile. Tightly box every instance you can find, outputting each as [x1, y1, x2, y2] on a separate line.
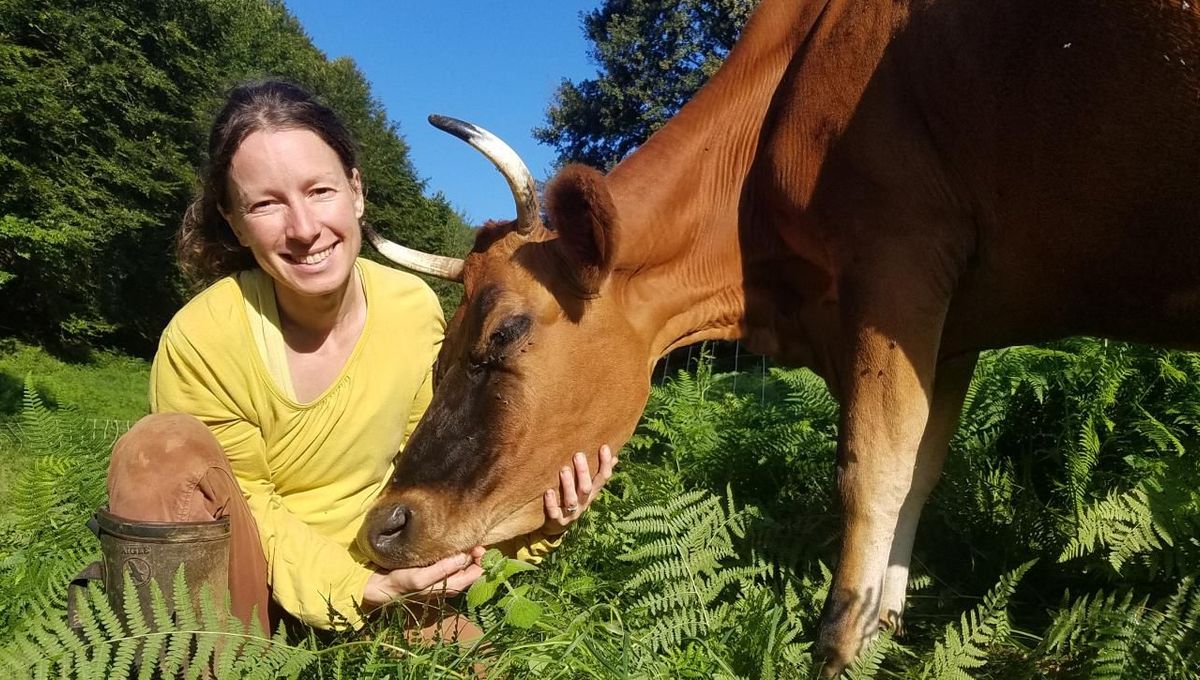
[289, 242, 338, 266]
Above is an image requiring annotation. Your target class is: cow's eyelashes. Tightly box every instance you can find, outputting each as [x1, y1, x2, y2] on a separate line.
[487, 315, 532, 353]
[469, 314, 532, 372]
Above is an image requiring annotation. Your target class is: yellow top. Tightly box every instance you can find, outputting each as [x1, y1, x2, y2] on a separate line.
[149, 258, 556, 629]
[150, 259, 437, 626]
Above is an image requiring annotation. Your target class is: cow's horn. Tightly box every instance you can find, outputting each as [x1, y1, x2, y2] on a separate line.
[365, 228, 464, 282]
[428, 114, 541, 235]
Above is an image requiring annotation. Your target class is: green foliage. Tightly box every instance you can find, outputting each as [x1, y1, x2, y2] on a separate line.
[0, 339, 149, 423]
[0, 377, 111, 638]
[3, 338, 1200, 677]
[467, 550, 543, 629]
[0, 0, 470, 355]
[916, 561, 1033, 680]
[1030, 578, 1200, 679]
[1060, 482, 1172, 571]
[0, 568, 315, 678]
[838, 630, 896, 680]
[628, 352, 839, 532]
[616, 487, 766, 650]
[536, 0, 758, 168]
[936, 340, 1200, 586]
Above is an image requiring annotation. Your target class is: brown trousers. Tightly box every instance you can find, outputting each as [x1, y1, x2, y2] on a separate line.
[107, 413, 480, 644]
[107, 413, 271, 632]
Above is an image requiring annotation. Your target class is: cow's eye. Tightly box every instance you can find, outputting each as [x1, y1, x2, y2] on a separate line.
[488, 315, 531, 352]
[470, 314, 532, 372]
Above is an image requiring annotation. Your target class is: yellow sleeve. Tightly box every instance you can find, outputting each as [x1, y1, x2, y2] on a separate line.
[150, 325, 373, 629]
[494, 529, 564, 564]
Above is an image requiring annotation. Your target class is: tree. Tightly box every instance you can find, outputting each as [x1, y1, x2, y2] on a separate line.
[535, 0, 757, 170]
[0, 0, 470, 356]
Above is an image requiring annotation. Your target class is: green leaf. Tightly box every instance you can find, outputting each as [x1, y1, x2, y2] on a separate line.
[500, 557, 539, 578]
[503, 595, 542, 629]
[466, 576, 500, 608]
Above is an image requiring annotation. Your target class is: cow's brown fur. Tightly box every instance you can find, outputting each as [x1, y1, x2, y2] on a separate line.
[360, 0, 1200, 671]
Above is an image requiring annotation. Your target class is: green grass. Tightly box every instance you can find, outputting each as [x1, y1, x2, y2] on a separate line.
[0, 340, 149, 424]
[0, 341, 149, 503]
[3, 340, 1199, 677]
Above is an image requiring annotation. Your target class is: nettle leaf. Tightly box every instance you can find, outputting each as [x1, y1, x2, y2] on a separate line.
[503, 594, 543, 629]
[501, 558, 539, 579]
[466, 577, 500, 609]
[467, 550, 538, 609]
[480, 548, 507, 573]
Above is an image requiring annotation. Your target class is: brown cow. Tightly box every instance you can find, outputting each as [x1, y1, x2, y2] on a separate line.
[358, 0, 1200, 671]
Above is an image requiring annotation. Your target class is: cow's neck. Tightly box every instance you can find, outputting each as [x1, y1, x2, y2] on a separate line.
[606, 0, 832, 367]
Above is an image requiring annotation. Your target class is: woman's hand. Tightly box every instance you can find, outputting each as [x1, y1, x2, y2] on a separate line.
[363, 545, 485, 610]
[541, 444, 618, 535]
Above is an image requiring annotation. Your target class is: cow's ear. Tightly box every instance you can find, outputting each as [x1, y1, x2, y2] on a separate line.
[545, 164, 620, 294]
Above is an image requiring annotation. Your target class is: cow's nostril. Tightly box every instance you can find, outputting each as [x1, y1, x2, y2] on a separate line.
[377, 505, 410, 541]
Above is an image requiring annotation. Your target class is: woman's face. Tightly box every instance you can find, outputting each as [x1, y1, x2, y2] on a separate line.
[221, 127, 364, 302]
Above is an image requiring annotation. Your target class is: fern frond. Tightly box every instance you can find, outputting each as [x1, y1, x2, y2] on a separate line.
[185, 585, 221, 680]
[17, 374, 66, 457]
[1060, 483, 1173, 571]
[616, 486, 766, 653]
[1035, 588, 1147, 679]
[0, 569, 318, 679]
[838, 629, 895, 680]
[918, 561, 1034, 679]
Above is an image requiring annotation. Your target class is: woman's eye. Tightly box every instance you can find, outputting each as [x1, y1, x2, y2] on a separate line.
[311, 187, 336, 198]
[247, 200, 276, 213]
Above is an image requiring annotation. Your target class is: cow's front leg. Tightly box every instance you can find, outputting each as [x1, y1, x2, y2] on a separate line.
[877, 353, 977, 633]
[814, 263, 954, 673]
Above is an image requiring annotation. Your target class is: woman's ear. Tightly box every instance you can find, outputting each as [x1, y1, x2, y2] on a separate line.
[544, 164, 620, 294]
[351, 168, 365, 219]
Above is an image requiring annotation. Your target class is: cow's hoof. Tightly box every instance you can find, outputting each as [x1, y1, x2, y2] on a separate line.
[815, 587, 876, 676]
[878, 608, 906, 637]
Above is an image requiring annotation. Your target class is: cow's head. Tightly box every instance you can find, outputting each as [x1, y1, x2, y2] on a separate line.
[357, 117, 653, 569]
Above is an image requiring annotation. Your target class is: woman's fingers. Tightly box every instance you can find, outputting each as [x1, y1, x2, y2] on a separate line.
[542, 445, 619, 534]
[371, 545, 487, 605]
[573, 451, 594, 499]
[438, 563, 484, 595]
[592, 444, 616, 495]
[425, 545, 485, 594]
[544, 488, 567, 526]
[559, 459, 581, 513]
[404, 552, 473, 591]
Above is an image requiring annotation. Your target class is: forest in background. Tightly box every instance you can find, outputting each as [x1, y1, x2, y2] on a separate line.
[0, 0, 472, 357]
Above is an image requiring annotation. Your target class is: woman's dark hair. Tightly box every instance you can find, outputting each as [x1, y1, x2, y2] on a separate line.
[177, 80, 359, 284]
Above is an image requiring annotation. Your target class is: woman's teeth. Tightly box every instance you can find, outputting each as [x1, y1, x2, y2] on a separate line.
[299, 246, 333, 265]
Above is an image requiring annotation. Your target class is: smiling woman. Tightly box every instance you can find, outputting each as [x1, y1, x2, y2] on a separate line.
[221, 128, 364, 306]
[219, 127, 368, 402]
[102, 80, 616, 637]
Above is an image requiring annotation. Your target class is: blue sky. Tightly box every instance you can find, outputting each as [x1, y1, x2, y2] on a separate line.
[282, 1, 600, 225]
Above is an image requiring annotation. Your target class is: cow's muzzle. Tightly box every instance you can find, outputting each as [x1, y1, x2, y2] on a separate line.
[359, 500, 423, 569]
[369, 503, 411, 556]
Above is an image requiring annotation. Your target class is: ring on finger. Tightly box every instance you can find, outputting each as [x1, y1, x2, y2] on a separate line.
[564, 504, 579, 514]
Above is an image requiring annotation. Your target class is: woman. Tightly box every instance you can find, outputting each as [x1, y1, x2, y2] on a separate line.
[106, 80, 614, 633]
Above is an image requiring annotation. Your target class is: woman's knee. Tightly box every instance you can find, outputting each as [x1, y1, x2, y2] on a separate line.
[108, 413, 229, 521]
[111, 413, 224, 472]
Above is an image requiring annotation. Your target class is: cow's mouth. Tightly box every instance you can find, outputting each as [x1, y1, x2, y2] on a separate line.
[361, 492, 546, 570]
[479, 493, 546, 547]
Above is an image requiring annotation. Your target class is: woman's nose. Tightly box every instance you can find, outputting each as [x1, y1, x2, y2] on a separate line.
[285, 204, 321, 242]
